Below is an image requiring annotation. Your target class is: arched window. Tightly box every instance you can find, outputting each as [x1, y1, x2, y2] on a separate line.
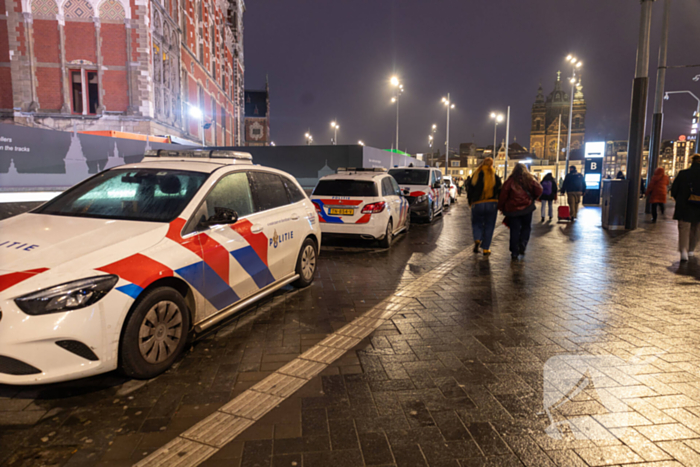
[535, 120, 541, 131]
[98, 0, 125, 20]
[31, 0, 58, 18]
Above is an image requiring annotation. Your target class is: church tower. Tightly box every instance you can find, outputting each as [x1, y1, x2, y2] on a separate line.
[530, 72, 586, 163]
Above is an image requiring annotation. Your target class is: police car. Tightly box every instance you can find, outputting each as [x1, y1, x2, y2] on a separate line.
[443, 176, 457, 203]
[0, 149, 321, 384]
[311, 168, 410, 248]
[388, 167, 445, 222]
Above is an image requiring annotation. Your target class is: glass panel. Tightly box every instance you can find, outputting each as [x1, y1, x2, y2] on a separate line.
[313, 180, 377, 197]
[249, 172, 290, 211]
[388, 169, 430, 186]
[71, 71, 83, 113]
[35, 169, 208, 222]
[198, 171, 253, 222]
[87, 71, 99, 114]
[282, 176, 306, 203]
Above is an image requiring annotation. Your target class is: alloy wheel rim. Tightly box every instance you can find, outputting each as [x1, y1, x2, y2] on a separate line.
[138, 300, 183, 364]
[301, 245, 316, 281]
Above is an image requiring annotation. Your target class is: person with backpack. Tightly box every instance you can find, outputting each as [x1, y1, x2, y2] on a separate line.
[539, 172, 557, 222]
[671, 154, 700, 261]
[561, 166, 586, 221]
[646, 167, 669, 222]
[498, 163, 542, 260]
[467, 157, 502, 256]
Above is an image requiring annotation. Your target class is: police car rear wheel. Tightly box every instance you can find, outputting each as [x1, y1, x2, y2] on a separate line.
[293, 238, 317, 288]
[119, 287, 190, 379]
[379, 220, 393, 248]
[427, 204, 434, 223]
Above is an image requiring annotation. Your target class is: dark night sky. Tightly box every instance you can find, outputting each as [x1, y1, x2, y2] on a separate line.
[244, 0, 700, 154]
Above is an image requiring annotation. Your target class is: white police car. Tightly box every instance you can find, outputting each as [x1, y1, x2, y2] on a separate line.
[0, 149, 321, 384]
[388, 167, 445, 222]
[311, 168, 410, 248]
[443, 176, 457, 203]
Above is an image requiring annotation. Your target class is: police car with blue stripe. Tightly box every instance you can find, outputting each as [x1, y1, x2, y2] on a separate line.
[0, 149, 321, 384]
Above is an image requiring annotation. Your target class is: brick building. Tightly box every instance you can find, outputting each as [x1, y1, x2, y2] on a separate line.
[0, 0, 245, 146]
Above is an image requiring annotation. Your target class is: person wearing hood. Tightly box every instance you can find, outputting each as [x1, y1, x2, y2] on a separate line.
[498, 163, 542, 260]
[561, 166, 586, 221]
[467, 157, 502, 256]
[645, 167, 669, 222]
[671, 154, 700, 261]
[539, 172, 557, 222]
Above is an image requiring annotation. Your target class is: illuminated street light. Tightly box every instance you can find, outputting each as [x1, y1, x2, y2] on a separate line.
[390, 76, 399, 87]
[305, 132, 313, 145]
[330, 121, 340, 145]
[358, 140, 365, 146]
[442, 94, 455, 174]
[390, 76, 403, 150]
[490, 112, 505, 163]
[564, 54, 583, 174]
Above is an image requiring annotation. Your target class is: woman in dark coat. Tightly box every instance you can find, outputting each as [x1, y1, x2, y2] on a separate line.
[498, 163, 543, 260]
[539, 172, 557, 222]
[645, 167, 669, 222]
[671, 154, 700, 261]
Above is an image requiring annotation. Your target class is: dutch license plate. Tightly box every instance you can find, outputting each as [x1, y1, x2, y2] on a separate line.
[329, 208, 354, 216]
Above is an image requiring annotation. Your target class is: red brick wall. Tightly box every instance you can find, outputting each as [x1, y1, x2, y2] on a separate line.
[100, 24, 126, 66]
[64, 22, 96, 63]
[36, 67, 62, 110]
[0, 68, 12, 108]
[33, 20, 60, 63]
[102, 70, 128, 111]
[0, 16, 9, 62]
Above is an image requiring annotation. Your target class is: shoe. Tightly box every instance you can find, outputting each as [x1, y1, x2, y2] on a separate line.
[549, 217, 553, 221]
[681, 250, 689, 262]
[519, 247, 526, 256]
[541, 218, 545, 223]
[511, 254, 519, 260]
[652, 218, 657, 223]
[473, 240, 481, 253]
[483, 250, 491, 256]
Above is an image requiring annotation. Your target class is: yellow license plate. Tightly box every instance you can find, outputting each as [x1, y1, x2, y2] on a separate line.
[329, 208, 354, 216]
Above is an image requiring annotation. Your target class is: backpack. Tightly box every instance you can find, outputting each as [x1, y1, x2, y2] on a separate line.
[541, 180, 552, 196]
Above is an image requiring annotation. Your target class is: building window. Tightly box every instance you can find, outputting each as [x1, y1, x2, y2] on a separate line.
[451, 161, 459, 167]
[536, 120, 541, 131]
[574, 117, 581, 129]
[70, 69, 99, 114]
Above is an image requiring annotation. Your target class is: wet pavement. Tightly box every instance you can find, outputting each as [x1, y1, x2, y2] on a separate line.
[2, 196, 700, 467]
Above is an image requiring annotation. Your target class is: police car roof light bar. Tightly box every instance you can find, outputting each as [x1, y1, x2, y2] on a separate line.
[336, 167, 387, 173]
[144, 149, 253, 161]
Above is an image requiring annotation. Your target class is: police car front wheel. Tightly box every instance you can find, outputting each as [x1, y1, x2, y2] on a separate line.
[119, 287, 191, 379]
[293, 238, 317, 288]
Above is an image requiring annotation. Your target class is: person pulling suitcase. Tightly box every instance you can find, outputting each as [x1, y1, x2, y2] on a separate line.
[561, 166, 586, 221]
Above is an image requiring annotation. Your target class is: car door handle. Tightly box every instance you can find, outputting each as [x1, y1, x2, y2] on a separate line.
[251, 224, 264, 234]
[291, 214, 300, 220]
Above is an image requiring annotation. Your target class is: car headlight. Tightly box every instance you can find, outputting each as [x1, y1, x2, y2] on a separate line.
[15, 275, 119, 316]
[416, 194, 428, 203]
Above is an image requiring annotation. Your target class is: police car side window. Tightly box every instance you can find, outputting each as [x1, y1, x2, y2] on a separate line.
[282, 176, 306, 203]
[381, 178, 393, 197]
[203, 172, 254, 221]
[249, 172, 290, 212]
[389, 177, 401, 196]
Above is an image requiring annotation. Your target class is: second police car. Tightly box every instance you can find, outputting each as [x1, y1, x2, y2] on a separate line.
[0, 149, 321, 384]
[311, 168, 410, 248]
[388, 167, 446, 222]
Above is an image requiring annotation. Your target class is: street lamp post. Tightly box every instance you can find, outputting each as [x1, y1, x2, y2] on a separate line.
[504, 106, 511, 178]
[390, 76, 403, 151]
[490, 112, 504, 169]
[664, 91, 700, 155]
[564, 55, 583, 175]
[330, 121, 340, 145]
[442, 95, 454, 174]
[305, 132, 313, 145]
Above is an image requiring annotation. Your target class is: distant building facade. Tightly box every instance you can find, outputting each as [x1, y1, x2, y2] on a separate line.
[530, 72, 586, 162]
[244, 82, 270, 146]
[0, 0, 246, 146]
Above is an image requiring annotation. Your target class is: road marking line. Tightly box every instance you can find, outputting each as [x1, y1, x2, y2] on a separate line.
[136, 244, 476, 467]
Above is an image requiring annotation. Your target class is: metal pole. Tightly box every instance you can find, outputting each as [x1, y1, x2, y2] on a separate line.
[396, 93, 400, 152]
[555, 113, 562, 182]
[646, 0, 671, 213]
[504, 106, 511, 178]
[625, 0, 655, 230]
[445, 92, 450, 175]
[492, 121, 498, 162]
[696, 102, 700, 154]
[565, 69, 576, 175]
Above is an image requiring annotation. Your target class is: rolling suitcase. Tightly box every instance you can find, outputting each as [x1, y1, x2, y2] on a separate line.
[557, 195, 571, 221]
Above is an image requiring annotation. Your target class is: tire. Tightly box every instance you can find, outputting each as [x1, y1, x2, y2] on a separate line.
[119, 287, 191, 379]
[427, 203, 434, 223]
[379, 220, 393, 248]
[403, 216, 410, 233]
[293, 238, 317, 288]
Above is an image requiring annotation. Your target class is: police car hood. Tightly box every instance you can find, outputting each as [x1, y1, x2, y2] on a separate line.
[0, 213, 168, 274]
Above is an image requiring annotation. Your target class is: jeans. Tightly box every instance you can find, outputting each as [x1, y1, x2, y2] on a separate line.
[471, 202, 498, 250]
[508, 212, 533, 256]
[541, 199, 553, 219]
[678, 221, 700, 253]
[651, 203, 665, 221]
[567, 192, 582, 218]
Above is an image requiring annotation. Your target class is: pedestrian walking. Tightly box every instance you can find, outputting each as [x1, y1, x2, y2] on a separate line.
[640, 178, 647, 198]
[467, 158, 502, 256]
[670, 154, 700, 262]
[561, 166, 586, 221]
[539, 172, 557, 222]
[498, 163, 542, 260]
[646, 167, 669, 222]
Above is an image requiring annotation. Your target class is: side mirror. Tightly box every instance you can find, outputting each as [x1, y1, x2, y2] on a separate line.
[433, 182, 442, 189]
[200, 207, 238, 228]
[402, 187, 411, 196]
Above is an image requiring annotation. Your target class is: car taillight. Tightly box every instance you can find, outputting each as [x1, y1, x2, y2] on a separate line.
[361, 202, 386, 214]
[312, 202, 322, 213]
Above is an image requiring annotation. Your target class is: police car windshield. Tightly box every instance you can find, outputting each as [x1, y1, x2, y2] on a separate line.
[35, 168, 208, 222]
[313, 180, 377, 197]
[388, 169, 430, 185]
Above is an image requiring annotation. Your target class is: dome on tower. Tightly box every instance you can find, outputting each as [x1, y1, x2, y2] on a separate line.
[546, 71, 569, 104]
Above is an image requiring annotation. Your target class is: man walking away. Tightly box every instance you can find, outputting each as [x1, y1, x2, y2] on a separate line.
[646, 167, 669, 222]
[498, 163, 543, 260]
[561, 166, 586, 221]
[671, 154, 700, 261]
[539, 173, 557, 222]
[467, 158, 502, 256]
